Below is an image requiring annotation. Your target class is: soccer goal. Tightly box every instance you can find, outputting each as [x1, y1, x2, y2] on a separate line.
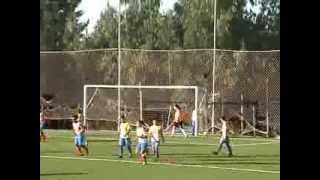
[83, 85, 199, 136]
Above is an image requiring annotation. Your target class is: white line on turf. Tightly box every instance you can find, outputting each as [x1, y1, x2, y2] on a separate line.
[51, 135, 279, 146]
[46, 130, 280, 142]
[40, 155, 280, 174]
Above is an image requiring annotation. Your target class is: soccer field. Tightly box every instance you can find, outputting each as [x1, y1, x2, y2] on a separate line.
[40, 130, 280, 180]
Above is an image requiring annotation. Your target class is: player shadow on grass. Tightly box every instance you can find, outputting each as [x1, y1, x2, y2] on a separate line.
[40, 172, 88, 176]
[40, 150, 69, 154]
[196, 161, 279, 165]
[87, 139, 117, 143]
[162, 144, 210, 147]
[183, 154, 279, 159]
[161, 153, 210, 156]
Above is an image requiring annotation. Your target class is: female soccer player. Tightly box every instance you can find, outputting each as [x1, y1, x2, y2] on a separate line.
[213, 116, 233, 156]
[40, 110, 48, 142]
[136, 121, 148, 165]
[72, 114, 89, 156]
[148, 120, 165, 159]
[118, 117, 132, 158]
[170, 104, 188, 137]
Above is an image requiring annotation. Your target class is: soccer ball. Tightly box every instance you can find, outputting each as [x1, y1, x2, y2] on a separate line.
[203, 132, 208, 136]
[58, 9, 64, 14]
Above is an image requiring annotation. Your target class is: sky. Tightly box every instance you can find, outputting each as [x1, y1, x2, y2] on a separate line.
[77, 0, 178, 34]
[77, 0, 260, 34]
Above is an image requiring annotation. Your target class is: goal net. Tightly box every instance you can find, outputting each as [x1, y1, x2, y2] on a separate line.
[83, 85, 199, 136]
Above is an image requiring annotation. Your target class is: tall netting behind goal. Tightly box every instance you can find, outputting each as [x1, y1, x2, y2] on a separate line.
[40, 49, 279, 137]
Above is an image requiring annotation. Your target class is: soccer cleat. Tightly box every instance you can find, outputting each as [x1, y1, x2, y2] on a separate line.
[213, 152, 218, 155]
[119, 155, 123, 158]
[228, 153, 233, 157]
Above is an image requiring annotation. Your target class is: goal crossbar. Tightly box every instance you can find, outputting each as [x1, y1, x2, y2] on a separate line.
[83, 85, 199, 136]
[84, 85, 198, 89]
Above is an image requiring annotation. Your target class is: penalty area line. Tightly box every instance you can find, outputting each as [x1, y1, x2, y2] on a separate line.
[40, 155, 280, 174]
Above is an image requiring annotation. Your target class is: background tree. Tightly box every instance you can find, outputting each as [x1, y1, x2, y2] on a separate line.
[40, 0, 88, 50]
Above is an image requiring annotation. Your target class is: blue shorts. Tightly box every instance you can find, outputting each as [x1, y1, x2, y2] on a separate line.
[74, 134, 86, 146]
[119, 138, 131, 146]
[137, 142, 148, 153]
[40, 123, 44, 132]
[151, 139, 160, 146]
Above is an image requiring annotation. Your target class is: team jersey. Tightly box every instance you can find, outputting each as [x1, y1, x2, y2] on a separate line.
[40, 113, 45, 123]
[136, 127, 147, 143]
[221, 121, 227, 139]
[73, 122, 81, 135]
[40, 113, 43, 123]
[192, 110, 196, 123]
[119, 122, 131, 138]
[149, 125, 161, 141]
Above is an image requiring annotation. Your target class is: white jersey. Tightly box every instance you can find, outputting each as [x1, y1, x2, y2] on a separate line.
[149, 125, 161, 141]
[136, 127, 147, 143]
[40, 113, 43, 123]
[72, 122, 81, 135]
[192, 110, 196, 123]
[221, 121, 227, 139]
[40, 112, 46, 125]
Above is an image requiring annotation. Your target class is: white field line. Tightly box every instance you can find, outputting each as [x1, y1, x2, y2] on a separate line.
[46, 130, 280, 142]
[48, 135, 279, 147]
[40, 155, 280, 174]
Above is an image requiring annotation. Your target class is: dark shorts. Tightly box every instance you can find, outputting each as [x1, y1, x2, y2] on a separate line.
[173, 121, 183, 128]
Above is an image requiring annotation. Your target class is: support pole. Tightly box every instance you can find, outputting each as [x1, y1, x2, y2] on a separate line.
[252, 104, 256, 137]
[117, 0, 121, 131]
[83, 86, 87, 129]
[211, 0, 217, 134]
[139, 82, 143, 121]
[240, 93, 244, 133]
[266, 78, 270, 138]
[195, 87, 198, 136]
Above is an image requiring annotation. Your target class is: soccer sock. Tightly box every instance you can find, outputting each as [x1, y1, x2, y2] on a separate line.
[82, 146, 89, 155]
[152, 146, 156, 155]
[216, 143, 223, 154]
[171, 127, 175, 136]
[75, 146, 82, 155]
[119, 146, 124, 157]
[40, 132, 45, 141]
[127, 145, 132, 157]
[156, 145, 160, 158]
[141, 153, 147, 165]
[180, 128, 187, 137]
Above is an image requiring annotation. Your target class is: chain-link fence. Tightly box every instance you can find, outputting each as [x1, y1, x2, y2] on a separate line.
[40, 49, 279, 136]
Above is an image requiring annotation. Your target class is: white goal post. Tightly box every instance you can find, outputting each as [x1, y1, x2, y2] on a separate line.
[83, 85, 199, 136]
